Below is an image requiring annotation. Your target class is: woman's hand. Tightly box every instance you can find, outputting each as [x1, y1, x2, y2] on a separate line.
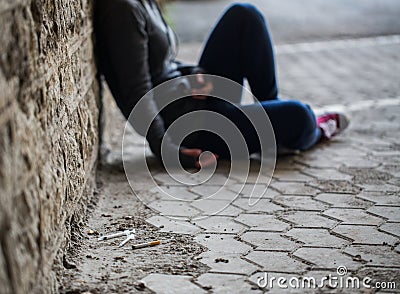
[191, 74, 213, 100]
[180, 148, 219, 168]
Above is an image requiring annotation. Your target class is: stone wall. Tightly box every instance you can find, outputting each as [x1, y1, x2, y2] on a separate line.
[0, 0, 100, 292]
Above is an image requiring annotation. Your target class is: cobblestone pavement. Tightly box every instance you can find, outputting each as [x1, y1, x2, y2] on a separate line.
[61, 36, 400, 293]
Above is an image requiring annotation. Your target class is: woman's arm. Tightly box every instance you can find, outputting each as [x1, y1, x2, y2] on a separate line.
[96, 2, 172, 160]
[95, 1, 201, 167]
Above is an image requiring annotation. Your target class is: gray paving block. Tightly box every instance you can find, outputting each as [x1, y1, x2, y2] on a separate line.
[344, 245, 400, 267]
[379, 222, 400, 237]
[367, 206, 400, 222]
[274, 196, 328, 211]
[315, 193, 372, 208]
[148, 200, 200, 217]
[323, 208, 384, 225]
[281, 211, 337, 229]
[295, 154, 343, 169]
[285, 228, 350, 248]
[142, 273, 206, 294]
[273, 170, 314, 182]
[235, 213, 290, 232]
[357, 192, 400, 206]
[190, 186, 238, 201]
[308, 180, 362, 194]
[241, 232, 298, 251]
[197, 252, 259, 275]
[293, 248, 361, 270]
[197, 273, 261, 294]
[226, 184, 279, 199]
[360, 183, 400, 193]
[245, 251, 308, 273]
[194, 216, 246, 234]
[270, 182, 320, 196]
[146, 215, 202, 235]
[195, 234, 252, 254]
[333, 225, 398, 245]
[191, 199, 243, 217]
[150, 186, 200, 201]
[233, 198, 284, 213]
[302, 168, 353, 181]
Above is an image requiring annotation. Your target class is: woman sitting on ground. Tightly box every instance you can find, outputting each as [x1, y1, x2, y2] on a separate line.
[94, 0, 349, 168]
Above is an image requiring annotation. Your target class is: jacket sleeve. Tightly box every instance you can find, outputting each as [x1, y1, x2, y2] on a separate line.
[99, 2, 177, 160]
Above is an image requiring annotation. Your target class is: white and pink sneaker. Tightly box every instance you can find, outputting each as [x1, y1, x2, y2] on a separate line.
[317, 112, 349, 139]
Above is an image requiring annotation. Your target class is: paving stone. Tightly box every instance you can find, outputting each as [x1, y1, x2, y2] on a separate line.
[195, 234, 252, 254]
[191, 200, 243, 217]
[275, 158, 305, 171]
[197, 273, 261, 294]
[367, 206, 400, 222]
[197, 252, 259, 275]
[190, 186, 238, 201]
[293, 248, 361, 271]
[152, 173, 193, 186]
[233, 198, 284, 213]
[332, 225, 398, 245]
[285, 228, 350, 248]
[308, 180, 362, 194]
[378, 164, 400, 178]
[226, 184, 279, 199]
[340, 157, 380, 168]
[379, 222, 400, 237]
[273, 170, 313, 182]
[148, 200, 200, 217]
[241, 232, 298, 251]
[344, 245, 400, 267]
[388, 177, 400, 187]
[150, 186, 199, 201]
[270, 182, 320, 196]
[280, 211, 337, 229]
[322, 208, 383, 225]
[154, 171, 230, 186]
[302, 168, 353, 181]
[304, 159, 345, 170]
[229, 168, 274, 184]
[338, 166, 392, 184]
[360, 183, 400, 193]
[235, 214, 290, 232]
[357, 192, 400, 207]
[295, 154, 343, 169]
[245, 251, 308, 273]
[204, 173, 233, 185]
[146, 215, 202, 234]
[142, 273, 206, 294]
[194, 216, 245, 234]
[274, 196, 328, 211]
[315, 193, 372, 208]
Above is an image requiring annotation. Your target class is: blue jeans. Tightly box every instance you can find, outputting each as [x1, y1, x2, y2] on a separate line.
[185, 3, 321, 158]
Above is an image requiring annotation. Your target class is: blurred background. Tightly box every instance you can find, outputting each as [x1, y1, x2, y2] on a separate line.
[165, 0, 400, 44]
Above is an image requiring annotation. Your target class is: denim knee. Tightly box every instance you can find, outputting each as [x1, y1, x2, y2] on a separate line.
[226, 3, 265, 23]
[286, 101, 318, 149]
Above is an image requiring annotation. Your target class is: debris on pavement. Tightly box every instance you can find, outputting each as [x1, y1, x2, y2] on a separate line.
[97, 229, 135, 241]
[132, 240, 161, 250]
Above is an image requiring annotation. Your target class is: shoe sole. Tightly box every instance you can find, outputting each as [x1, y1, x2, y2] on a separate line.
[338, 113, 350, 132]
